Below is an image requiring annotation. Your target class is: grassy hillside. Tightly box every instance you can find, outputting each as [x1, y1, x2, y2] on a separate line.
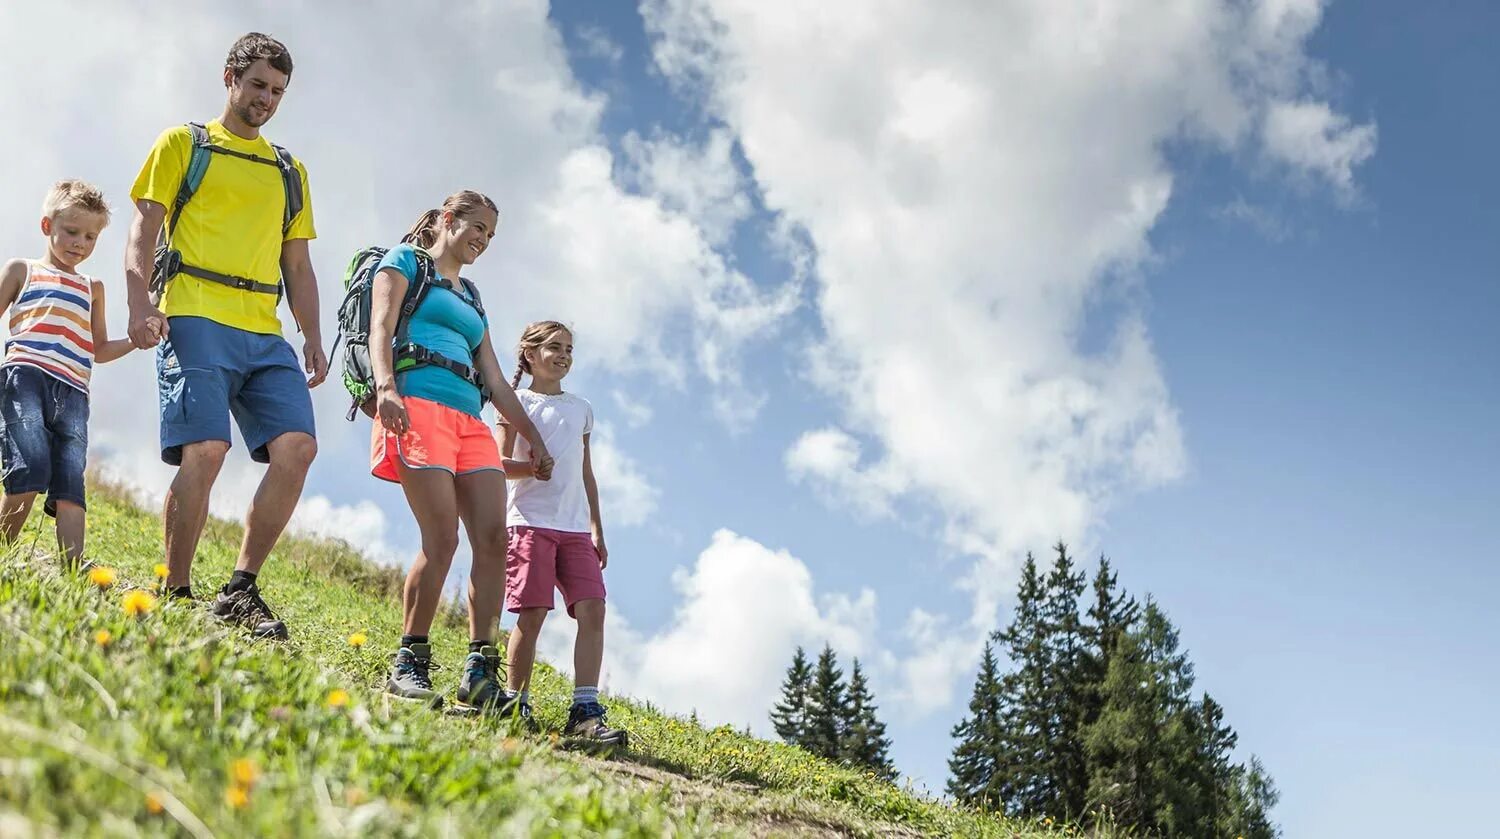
[0, 484, 1093, 837]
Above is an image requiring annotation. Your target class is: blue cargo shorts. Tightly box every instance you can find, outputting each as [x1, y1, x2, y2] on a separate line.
[157, 316, 316, 466]
[0, 363, 89, 517]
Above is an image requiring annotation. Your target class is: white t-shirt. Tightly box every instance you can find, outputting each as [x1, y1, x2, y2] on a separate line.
[505, 389, 594, 533]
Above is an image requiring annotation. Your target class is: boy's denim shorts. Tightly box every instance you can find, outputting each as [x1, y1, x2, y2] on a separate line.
[157, 316, 316, 466]
[0, 364, 89, 516]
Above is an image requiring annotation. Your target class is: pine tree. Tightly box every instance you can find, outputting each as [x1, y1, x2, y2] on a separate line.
[803, 644, 846, 760]
[991, 553, 1052, 816]
[1041, 542, 1089, 820]
[770, 646, 814, 745]
[1222, 756, 1280, 839]
[1192, 693, 1238, 837]
[948, 641, 1004, 808]
[839, 658, 896, 780]
[1083, 618, 1156, 829]
[1082, 556, 1138, 707]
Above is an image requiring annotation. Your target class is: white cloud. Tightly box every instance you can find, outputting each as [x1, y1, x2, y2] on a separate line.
[643, 0, 1373, 710]
[621, 128, 752, 247]
[587, 424, 659, 528]
[538, 529, 879, 732]
[1215, 196, 1293, 242]
[1262, 99, 1378, 196]
[577, 23, 625, 66]
[0, 2, 742, 557]
[610, 389, 654, 428]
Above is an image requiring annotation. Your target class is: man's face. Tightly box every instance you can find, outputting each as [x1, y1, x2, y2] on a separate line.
[224, 59, 288, 128]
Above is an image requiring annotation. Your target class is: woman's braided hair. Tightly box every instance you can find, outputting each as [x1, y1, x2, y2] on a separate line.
[511, 320, 571, 389]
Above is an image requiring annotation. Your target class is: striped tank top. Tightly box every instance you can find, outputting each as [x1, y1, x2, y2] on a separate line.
[4, 259, 95, 391]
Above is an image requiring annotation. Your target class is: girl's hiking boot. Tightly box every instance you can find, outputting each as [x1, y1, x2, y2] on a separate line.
[504, 701, 541, 735]
[454, 646, 511, 714]
[210, 583, 289, 640]
[564, 702, 628, 748]
[387, 644, 443, 709]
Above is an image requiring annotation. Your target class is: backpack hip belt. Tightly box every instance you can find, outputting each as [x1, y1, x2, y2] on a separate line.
[152, 248, 281, 296]
[395, 342, 493, 402]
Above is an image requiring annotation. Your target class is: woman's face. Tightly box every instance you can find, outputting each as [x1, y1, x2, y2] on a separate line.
[445, 206, 498, 265]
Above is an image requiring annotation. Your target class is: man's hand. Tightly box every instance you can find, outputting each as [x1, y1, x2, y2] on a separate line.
[127, 303, 168, 349]
[303, 338, 329, 387]
[592, 529, 608, 569]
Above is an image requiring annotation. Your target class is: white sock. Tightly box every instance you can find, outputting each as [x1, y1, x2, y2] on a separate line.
[573, 685, 599, 706]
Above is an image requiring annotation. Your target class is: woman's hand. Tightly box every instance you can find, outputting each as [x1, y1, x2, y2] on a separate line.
[376, 384, 409, 436]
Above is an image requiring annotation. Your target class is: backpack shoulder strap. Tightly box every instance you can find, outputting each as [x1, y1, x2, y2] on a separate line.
[269, 143, 303, 236]
[167, 122, 214, 236]
[457, 277, 486, 319]
[393, 247, 439, 344]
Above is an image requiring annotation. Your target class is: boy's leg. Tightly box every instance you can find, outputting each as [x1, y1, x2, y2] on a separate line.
[52, 501, 85, 567]
[0, 366, 49, 546]
[0, 493, 38, 544]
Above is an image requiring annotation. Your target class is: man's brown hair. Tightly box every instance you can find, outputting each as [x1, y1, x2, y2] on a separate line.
[225, 32, 293, 80]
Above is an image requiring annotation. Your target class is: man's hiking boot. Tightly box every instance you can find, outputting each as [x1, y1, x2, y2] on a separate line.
[210, 583, 289, 640]
[564, 701, 628, 748]
[454, 646, 510, 714]
[387, 644, 443, 709]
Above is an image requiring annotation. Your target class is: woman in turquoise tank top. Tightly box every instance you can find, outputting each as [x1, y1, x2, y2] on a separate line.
[367, 189, 553, 715]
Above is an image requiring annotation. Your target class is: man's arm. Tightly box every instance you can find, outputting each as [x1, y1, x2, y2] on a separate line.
[279, 238, 326, 387]
[123, 199, 168, 348]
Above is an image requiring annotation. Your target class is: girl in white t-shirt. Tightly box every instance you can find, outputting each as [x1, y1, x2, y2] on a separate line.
[498, 320, 626, 746]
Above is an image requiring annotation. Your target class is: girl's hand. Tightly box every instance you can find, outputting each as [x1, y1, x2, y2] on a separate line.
[376, 385, 409, 436]
[592, 530, 608, 569]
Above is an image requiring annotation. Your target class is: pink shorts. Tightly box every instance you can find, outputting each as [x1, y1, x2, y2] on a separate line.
[506, 526, 607, 617]
[370, 396, 501, 483]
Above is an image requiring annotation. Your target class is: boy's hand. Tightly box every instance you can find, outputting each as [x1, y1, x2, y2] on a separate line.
[128, 304, 168, 349]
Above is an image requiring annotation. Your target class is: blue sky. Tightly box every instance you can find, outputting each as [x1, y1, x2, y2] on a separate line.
[1, 3, 1495, 837]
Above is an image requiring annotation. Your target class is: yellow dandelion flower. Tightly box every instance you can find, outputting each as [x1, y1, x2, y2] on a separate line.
[230, 758, 258, 788]
[88, 566, 117, 589]
[325, 688, 351, 709]
[94, 629, 112, 647]
[145, 791, 164, 815]
[224, 785, 249, 809]
[153, 563, 169, 580]
[347, 632, 368, 648]
[122, 590, 158, 618]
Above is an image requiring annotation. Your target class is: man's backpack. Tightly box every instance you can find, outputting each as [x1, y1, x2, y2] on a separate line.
[334, 245, 490, 421]
[149, 122, 304, 304]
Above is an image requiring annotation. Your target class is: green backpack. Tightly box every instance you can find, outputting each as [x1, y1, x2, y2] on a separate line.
[149, 122, 303, 304]
[333, 245, 489, 421]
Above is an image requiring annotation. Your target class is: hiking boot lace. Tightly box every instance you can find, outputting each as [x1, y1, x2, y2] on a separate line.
[227, 586, 278, 624]
[400, 655, 439, 691]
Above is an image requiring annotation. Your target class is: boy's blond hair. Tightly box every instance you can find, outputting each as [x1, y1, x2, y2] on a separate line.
[41, 179, 110, 223]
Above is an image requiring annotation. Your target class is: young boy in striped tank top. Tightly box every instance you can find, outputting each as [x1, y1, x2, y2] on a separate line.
[0, 180, 135, 569]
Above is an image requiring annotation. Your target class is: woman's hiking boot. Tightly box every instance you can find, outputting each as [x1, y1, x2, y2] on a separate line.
[564, 702, 628, 748]
[454, 645, 510, 714]
[210, 583, 289, 640]
[387, 643, 443, 709]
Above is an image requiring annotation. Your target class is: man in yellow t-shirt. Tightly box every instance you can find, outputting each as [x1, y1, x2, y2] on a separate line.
[123, 32, 327, 641]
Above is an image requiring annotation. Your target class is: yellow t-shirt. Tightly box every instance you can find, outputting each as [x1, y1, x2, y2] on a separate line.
[131, 119, 315, 335]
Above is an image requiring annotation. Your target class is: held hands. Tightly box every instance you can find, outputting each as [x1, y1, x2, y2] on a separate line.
[531, 450, 555, 482]
[127, 304, 168, 349]
[376, 384, 409, 436]
[303, 338, 329, 387]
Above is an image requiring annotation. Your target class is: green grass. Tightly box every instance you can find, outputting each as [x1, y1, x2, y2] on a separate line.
[0, 483, 1100, 837]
